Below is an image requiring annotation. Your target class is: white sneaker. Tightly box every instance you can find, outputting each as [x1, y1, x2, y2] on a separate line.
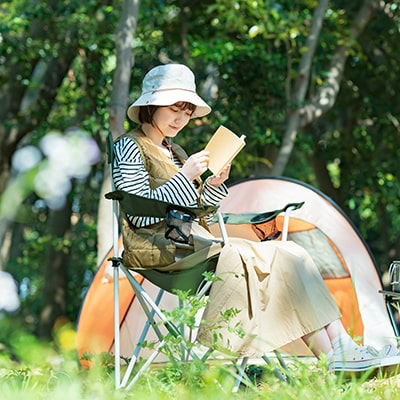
[328, 344, 400, 372]
[378, 345, 400, 369]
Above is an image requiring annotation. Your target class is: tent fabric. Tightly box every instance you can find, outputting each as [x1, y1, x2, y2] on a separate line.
[211, 177, 395, 349]
[76, 237, 139, 368]
[287, 221, 349, 279]
[76, 177, 396, 365]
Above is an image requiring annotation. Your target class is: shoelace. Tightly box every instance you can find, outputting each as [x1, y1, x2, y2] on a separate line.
[332, 344, 398, 360]
[364, 346, 380, 357]
[331, 345, 379, 360]
[360, 345, 399, 358]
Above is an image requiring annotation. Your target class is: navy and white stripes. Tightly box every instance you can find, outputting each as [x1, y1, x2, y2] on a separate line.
[112, 137, 228, 227]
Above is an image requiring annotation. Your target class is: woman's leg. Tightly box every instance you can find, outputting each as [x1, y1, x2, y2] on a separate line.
[325, 319, 351, 341]
[302, 328, 332, 358]
[302, 319, 356, 358]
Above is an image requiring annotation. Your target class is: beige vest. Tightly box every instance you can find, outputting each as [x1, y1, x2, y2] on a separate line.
[117, 129, 203, 269]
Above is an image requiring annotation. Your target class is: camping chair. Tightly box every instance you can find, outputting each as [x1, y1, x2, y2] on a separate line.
[379, 261, 400, 338]
[106, 190, 222, 389]
[105, 133, 303, 390]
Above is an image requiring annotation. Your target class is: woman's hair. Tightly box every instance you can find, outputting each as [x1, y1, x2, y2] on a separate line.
[138, 102, 196, 124]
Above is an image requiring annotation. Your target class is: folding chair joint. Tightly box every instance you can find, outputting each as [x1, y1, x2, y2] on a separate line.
[108, 256, 122, 268]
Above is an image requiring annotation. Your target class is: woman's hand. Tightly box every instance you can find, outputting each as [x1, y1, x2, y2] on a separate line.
[180, 150, 210, 181]
[207, 164, 231, 187]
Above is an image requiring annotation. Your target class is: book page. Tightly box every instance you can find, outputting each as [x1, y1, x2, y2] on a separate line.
[204, 125, 246, 175]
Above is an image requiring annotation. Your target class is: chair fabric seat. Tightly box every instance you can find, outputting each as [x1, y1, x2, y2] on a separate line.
[135, 255, 219, 293]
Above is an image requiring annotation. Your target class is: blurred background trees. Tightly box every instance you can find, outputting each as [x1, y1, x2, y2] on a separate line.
[1, 0, 399, 340]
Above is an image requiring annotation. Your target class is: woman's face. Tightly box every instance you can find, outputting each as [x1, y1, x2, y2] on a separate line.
[152, 102, 194, 138]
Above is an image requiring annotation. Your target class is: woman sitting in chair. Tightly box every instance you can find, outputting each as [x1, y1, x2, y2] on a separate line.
[112, 63, 400, 373]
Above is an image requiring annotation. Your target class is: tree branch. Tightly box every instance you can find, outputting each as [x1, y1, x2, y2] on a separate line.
[271, 0, 329, 175]
[271, 0, 378, 176]
[109, 0, 140, 138]
[300, 0, 378, 126]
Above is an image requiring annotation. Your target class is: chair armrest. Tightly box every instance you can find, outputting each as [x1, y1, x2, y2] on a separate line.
[212, 202, 304, 225]
[105, 190, 218, 219]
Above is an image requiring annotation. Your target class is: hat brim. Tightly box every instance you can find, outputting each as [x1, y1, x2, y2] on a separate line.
[127, 89, 211, 123]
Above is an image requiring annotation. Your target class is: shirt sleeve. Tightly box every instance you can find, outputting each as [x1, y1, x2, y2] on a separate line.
[201, 178, 229, 205]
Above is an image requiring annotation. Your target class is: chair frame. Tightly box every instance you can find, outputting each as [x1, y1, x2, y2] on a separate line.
[107, 133, 225, 389]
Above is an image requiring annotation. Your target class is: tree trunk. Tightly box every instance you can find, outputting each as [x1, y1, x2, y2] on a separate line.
[38, 198, 73, 339]
[109, 0, 140, 139]
[97, 0, 140, 266]
[0, 48, 78, 195]
[0, 221, 24, 272]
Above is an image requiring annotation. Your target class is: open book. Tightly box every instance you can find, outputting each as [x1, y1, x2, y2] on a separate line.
[204, 125, 246, 175]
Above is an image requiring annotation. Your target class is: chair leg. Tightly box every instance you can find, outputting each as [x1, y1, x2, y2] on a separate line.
[274, 350, 291, 377]
[133, 288, 165, 360]
[232, 357, 249, 393]
[120, 287, 166, 389]
[111, 257, 121, 389]
[232, 351, 291, 392]
[117, 262, 208, 389]
[262, 352, 289, 382]
[125, 339, 167, 391]
[386, 298, 400, 338]
[121, 264, 181, 339]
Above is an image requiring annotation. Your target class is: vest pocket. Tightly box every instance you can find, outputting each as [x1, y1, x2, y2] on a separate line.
[122, 219, 176, 269]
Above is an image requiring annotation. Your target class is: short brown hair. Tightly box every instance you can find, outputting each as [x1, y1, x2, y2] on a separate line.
[138, 105, 158, 124]
[138, 102, 196, 124]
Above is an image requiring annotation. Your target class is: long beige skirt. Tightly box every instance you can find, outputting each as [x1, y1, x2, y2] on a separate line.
[197, 238, 341, 357]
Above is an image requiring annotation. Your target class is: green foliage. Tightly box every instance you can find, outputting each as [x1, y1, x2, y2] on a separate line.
[166, 289, 209, 329]
[2, 0, 400, 350]
[2, 322, 400, 399]
[3, 145, 101, 331]
[105, 0, 400, 269]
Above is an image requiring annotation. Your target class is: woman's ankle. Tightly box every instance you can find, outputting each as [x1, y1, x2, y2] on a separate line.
[331, 334, 356, 352]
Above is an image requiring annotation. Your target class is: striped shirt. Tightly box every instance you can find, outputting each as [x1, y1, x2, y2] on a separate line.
[112, 137, 228, 227]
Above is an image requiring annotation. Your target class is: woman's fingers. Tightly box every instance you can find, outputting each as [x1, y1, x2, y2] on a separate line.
[180, 151, 210, 180]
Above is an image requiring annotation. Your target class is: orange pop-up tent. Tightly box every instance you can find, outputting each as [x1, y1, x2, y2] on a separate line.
[76, 177, 397, 365]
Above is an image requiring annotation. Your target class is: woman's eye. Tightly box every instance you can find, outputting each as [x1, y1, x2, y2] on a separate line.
[169, 106, 192, 117]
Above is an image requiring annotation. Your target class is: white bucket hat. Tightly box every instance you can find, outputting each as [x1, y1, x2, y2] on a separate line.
[127, 64, 211, 123]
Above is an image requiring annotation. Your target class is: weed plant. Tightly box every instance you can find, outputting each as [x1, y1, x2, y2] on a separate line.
[2, 346, 400, 399]
[1, 315, 400, 399]
[3, 284, 400, 400]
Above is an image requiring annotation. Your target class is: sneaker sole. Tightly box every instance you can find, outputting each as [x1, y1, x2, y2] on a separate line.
[379, 355, 400, 368]
[330, 356, 400, 374]
[329, 360, 381, 372]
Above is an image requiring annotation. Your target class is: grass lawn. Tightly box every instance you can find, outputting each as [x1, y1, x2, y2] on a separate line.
[1, 317, 400, 399]
[1, 340, 400, 400]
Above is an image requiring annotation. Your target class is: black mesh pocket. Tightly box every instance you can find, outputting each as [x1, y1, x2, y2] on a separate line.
[165, 206, 196, 244]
